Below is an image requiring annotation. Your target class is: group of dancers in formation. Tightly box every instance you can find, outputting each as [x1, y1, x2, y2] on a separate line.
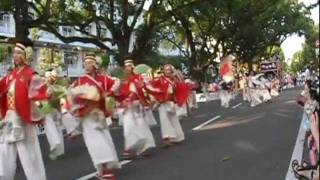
[0, 43, 199, 180]
[215, 70, 281, 109]
[238, 71, 281, 107]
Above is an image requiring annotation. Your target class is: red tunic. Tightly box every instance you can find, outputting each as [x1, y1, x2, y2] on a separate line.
[147, 76, 189, 107]
[0, 66, 49, 124]
[115, 73, 148, 107]
[71, 74, 118, 117]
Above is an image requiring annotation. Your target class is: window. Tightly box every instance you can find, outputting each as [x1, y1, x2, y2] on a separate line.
[64, 51, 78, 67]
[84, 25, 92, 34]
[62, 27, 74, 36]
[42, 31, 56, 40]
[100, 27, 107, 39]
[0, 14, 10, 33]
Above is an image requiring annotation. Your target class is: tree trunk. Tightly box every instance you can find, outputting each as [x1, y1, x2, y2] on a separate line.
[13, 0, 32, 46]
[247, 60, 253, 72]
[116, 38, 131, 66]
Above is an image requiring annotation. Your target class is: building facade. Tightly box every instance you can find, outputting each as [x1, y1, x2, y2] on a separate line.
[0, 13, 119, 77]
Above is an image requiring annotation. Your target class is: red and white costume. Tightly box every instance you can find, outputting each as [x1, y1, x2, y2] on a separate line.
[115, 60, 155, 158]
[185, 78, 198, 109]
[68, 55, 121, 178]
[147, 66, 189, 144]
[0, 44, 50, 180]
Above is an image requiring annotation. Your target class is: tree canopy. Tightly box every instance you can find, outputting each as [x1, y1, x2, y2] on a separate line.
[0, 0, 318, 78]
[289, 23, 319, 74]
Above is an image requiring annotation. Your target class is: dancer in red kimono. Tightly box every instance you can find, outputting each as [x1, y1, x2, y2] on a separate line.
[146, 64, 189, 147]
[0, 43, 50, 180]
[68, 54, 120, 180]
[115, 59, 156, 160]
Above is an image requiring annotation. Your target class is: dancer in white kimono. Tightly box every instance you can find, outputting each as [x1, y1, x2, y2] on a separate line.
[219, 79, 233, 108]
[0, 43, 49, 180]
[115, 59, 156, 160]
[255, 74, 272, 103]
[68, 54, 120, 180]
[248, 71, 262, 107]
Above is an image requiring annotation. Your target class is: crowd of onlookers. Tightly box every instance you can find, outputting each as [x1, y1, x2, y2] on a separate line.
[293, 74, 319, 180]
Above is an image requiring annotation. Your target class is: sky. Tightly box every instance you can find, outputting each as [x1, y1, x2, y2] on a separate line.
[281, 0, 319, 60]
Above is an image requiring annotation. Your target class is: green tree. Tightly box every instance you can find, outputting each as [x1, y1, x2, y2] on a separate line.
[0, 0, 53, 45]
[290, 23, 319, 73]
[0, 44, 12, 63]
[38, 48, 63, 71]
[263, 46, 285, 61]
[290, 50, 305, 73]
[220, 0, 314, 70]
[157, 0, 227, 79]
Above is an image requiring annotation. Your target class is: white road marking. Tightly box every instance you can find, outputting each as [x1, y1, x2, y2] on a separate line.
[232, 103, 242, 109]
[75, 160, 132, 180]
[285, 114, 306, 180]
[120, 160, 132, 165]
[192, 115, 221, 131]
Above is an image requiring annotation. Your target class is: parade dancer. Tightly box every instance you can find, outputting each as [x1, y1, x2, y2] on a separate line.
[68, 54, 120, 180]
[248, 71, 262, 107]
[40, 69, 70, 160]
[0, 43, 49, 180]
[115, 59, 156, 160]
[56, 76, 81, 139]
[219, 56, 235, 108]
[270, 77, 280, 97]
[255, 74, 272, 103]
[219, 79, 233, 108]
[239, 74, 250, 102]
[147, 64, 189, 148]
[175, 72, 188, 118]
[185, 78, 198, 109]
[139, 70, 157, 126]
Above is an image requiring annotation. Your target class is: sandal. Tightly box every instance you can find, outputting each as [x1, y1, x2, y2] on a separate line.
[291, 160, 315, 180]
[161, 139, 174, 148]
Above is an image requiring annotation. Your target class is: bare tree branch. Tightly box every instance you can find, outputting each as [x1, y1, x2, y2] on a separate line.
[39, 25, 115, 53]
[158, 32, 190, 58]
